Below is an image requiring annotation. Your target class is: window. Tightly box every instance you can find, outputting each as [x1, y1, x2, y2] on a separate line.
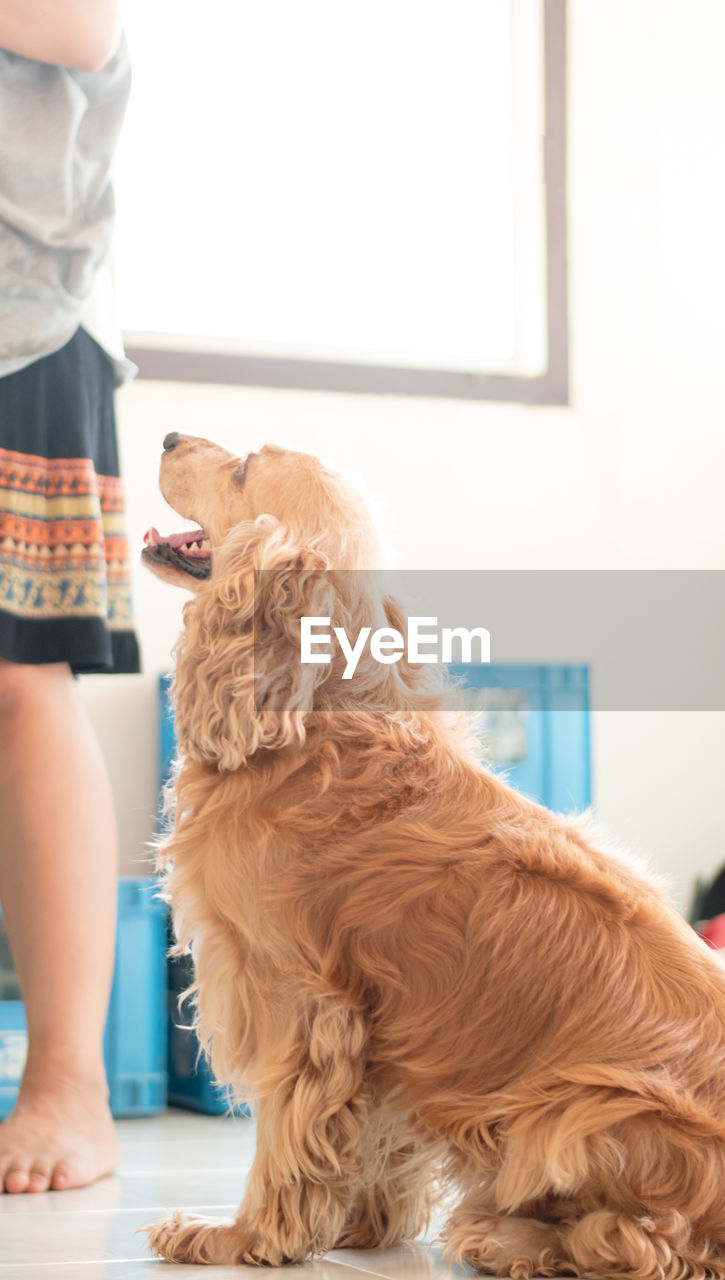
[115, 0, 567, 402]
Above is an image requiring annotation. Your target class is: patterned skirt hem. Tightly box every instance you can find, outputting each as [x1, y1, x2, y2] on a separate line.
[0, 327, 141, 675]
[0, 609, 141, 674]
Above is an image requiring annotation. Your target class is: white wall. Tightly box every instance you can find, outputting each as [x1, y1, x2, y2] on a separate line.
[84, 0, 725, 913]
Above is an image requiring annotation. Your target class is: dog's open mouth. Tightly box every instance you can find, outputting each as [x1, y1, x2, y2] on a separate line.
[143, 527, 212, 580]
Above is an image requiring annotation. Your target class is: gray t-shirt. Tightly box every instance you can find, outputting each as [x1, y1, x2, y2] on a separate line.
[0, 35, 134, 384]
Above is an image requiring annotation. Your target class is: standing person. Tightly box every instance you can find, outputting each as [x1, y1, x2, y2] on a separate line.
[0, 4, 139, 1192]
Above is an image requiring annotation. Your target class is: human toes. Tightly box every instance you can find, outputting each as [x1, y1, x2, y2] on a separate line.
[25, 1159, 56, 1192]
[50, 1160, 76, 1190]
[3, 1162, 32, 1194]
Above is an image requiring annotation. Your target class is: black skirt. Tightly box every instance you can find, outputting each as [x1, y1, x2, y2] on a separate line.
[0, 327, 141, 674]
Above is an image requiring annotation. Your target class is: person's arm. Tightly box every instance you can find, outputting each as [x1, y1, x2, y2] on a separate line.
[0, 0, 120, 73]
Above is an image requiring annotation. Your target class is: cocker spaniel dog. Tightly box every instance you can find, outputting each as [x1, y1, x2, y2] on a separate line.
[142, 434, 725, 1279]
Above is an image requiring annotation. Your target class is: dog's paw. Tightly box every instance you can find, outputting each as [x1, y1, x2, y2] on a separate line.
[142, 1212, 267, 1266]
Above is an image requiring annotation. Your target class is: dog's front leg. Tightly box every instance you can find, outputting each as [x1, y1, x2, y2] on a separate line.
[334, 1113, 442, 1250]
[145, 1000, 370, 1266]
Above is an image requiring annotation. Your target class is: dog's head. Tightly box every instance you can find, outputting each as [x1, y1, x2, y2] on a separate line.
[143, 434, 378, 588]
[144, 435, 425, 771]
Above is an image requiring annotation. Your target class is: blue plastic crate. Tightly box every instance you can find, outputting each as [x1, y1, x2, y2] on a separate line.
[104, 878, 168, 1116]
[450, 664, 591, 812]
[0, 1001, 25, 1121]
[159, 675, 249, 1115]
[0, 876, 167, 1119]
[159, 671, 176, 822]
[166, 930, 247, 1115]
[160, 667, 590, 813]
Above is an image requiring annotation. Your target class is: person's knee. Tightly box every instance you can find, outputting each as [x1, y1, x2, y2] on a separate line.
[0, 659, 72, 721]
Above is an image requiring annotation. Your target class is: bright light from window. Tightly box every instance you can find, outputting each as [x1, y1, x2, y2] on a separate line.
[114, 1, 545, 374]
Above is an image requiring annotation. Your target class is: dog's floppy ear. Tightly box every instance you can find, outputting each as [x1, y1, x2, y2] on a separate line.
[173, 514, 335, 771]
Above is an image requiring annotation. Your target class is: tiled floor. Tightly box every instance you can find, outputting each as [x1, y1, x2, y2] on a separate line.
[0, 1109, 474, 1278]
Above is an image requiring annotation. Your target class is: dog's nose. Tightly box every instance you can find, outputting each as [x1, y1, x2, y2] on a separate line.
[163, 432, 180, 453]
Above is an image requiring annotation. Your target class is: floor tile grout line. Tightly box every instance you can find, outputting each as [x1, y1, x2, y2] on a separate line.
[120, 1166, 251, 1175]
[323, 1255, 435, 1280]
[0, 1261, 143, 1270]
[315, 1269, 400, 1280]
[117, 1192, 242, 1203]
[0, 1201, 239, 1214]
[327, 1245, 475, 1279]
[0, 1262, 376, 1274]
[321, 1264, 398, 1279]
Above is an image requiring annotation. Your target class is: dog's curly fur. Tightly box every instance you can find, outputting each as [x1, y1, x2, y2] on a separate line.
[143, 438, 725, 1278]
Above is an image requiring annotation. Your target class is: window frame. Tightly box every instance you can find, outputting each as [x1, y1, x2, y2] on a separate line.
[124, 0, 567, 404]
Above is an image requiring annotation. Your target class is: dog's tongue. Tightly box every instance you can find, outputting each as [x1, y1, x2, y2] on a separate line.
[144, 526, 206, 549]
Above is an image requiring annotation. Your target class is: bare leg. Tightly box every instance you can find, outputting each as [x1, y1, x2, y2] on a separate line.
[0, 659, 119, 1193]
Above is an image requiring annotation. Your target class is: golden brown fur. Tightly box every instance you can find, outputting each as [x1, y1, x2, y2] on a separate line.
[144, 437, 725, 1278]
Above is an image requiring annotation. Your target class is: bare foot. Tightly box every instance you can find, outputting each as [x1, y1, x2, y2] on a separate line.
[0, 1066, 119, 1193]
